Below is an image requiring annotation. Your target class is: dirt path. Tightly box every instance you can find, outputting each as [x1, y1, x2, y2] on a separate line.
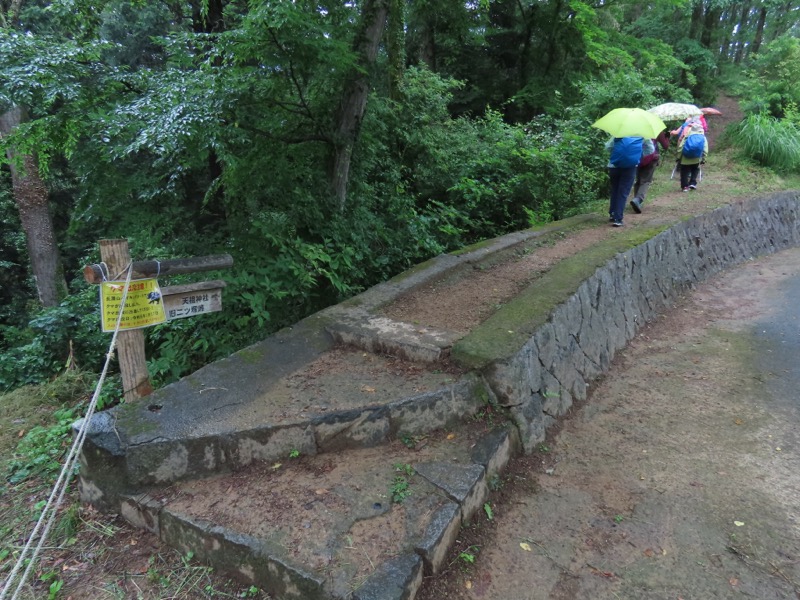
[384, 97, 748, 334]
[412, 96, 800, 599]
[417, 245, 800, 600]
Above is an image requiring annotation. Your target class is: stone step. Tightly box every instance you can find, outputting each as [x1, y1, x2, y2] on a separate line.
[79, 344, 489, 508]
[76, 194, 800, 600]
[118, 425, 518, 600]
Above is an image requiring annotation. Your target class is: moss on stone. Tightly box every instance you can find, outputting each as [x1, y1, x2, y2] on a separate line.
[112, 402, 160, 437]
[451, 225, 668, 369]
[236, 348, 265, 364]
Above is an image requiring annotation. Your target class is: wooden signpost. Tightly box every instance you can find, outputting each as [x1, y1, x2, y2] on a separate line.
[85, 239, 232, 402]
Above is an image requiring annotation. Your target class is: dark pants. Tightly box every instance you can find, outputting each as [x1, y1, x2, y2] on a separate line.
[633, 161, 658, 203]
[609, 166, 636, 222]
[680, 163, 700, 188]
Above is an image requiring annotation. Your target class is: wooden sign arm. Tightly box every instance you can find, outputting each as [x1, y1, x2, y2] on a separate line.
[84, 254, 233, 284]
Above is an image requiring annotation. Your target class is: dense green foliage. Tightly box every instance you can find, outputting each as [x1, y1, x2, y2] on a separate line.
[1, 0, 800, 396]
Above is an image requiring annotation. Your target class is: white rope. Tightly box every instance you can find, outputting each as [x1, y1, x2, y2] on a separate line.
[0, 263, 135, 600]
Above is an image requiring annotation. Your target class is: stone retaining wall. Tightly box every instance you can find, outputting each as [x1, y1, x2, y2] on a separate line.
[481, 192, 800, 452]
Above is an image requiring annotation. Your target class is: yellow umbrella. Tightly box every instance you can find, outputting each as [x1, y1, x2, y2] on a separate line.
[592, 108, 666, 139]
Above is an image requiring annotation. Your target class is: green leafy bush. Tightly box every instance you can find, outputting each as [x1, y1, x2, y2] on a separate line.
[7, 403, 82, 484]
[0, 287, 106, 392]
[738, 35, 800, 119]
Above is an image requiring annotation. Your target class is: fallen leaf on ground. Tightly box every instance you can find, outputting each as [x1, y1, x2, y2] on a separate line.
[734, 521, 745, 527]
[644, 548, 654, 557]
[447, 433, 456, 440]
[729, 577, 739, 586]
[520, 542, 532, 552]
[271, 462, 282, 470]
[362, 386, 376, 393]
[465, 581, 472, 589]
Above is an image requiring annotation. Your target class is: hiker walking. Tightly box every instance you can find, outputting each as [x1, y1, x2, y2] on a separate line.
[677, 122, 708, 191]
[605, 136, 643, 227]
[630, 129, 670, 214]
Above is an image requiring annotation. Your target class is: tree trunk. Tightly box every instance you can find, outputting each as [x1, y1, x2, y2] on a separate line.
[700, 4, 722, 49]
[768, 1, 797, 41]
[751, 5, 768, 55]
[387, 0, 405, 101]
[733, 1, 752, 64]
[330, 0, 389, 210]
[191, 0, 224, 33]
[0, 106, 67, 307]
[716, 6, 732, 61]
[688, 0, 704, 40]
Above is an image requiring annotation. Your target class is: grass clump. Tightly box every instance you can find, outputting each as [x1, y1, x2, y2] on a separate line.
[728, 114, 800, 172]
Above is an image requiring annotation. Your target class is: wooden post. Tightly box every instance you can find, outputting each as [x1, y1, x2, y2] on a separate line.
[99, 239, 153, 401]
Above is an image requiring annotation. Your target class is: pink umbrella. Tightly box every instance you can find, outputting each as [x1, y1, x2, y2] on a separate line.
[701, 107, 722, 115]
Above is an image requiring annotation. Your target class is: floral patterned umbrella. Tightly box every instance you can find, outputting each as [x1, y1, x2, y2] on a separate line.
[647, 102, 703, 121]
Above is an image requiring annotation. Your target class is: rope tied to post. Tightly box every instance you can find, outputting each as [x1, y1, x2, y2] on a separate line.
[0, 263, 135, 600]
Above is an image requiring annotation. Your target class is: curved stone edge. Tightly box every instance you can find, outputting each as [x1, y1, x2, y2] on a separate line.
[473, 192, 800, 451]
[82, 192, 800, 600]
[324, 214, 597, 317]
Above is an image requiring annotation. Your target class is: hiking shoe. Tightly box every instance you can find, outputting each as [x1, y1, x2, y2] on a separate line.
[682, 187, 689, 192]
[630, 198, 642, 214]
[689, 184, 697, 190]
[612, 220, 624, 227]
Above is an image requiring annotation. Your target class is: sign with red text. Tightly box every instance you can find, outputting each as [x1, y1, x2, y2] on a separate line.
[100, 279, 166, 332]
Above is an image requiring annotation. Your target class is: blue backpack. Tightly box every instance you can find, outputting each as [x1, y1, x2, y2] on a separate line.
[609, 137, 643, 168]
[682, 133, 705, 159]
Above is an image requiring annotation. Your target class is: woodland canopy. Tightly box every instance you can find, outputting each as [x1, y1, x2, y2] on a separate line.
[2, 0, 800, 397]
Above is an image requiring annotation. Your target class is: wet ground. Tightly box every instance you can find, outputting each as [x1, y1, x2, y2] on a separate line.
[418, 247, 800, 600]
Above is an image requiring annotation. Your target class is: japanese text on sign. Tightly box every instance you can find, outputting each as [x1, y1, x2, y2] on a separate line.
[162, 287, 222, 321]
[100, 279, 166, 332]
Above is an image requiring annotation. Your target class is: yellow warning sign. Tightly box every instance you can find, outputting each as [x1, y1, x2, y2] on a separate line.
[100, 279, 166, 332]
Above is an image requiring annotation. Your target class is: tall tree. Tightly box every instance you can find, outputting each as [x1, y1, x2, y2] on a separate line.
[751, 4, 769, 54]
[0, 2, 67, 307]
[734, 2, 753, 64]
[330, 0, 389, 208]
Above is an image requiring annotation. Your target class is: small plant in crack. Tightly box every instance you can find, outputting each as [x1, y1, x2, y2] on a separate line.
[455, 545, 480, 570]
[400, 434, 417, 449]
[390, 463, 415, 503]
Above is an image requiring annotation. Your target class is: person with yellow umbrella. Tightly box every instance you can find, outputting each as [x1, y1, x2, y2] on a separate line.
[592, 108, 666, 227]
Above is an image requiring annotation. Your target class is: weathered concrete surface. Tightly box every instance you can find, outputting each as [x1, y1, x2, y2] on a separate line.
[433, 244, 800, 600]
[120, 427, 517, 599]
[76, 192, 800, 600]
